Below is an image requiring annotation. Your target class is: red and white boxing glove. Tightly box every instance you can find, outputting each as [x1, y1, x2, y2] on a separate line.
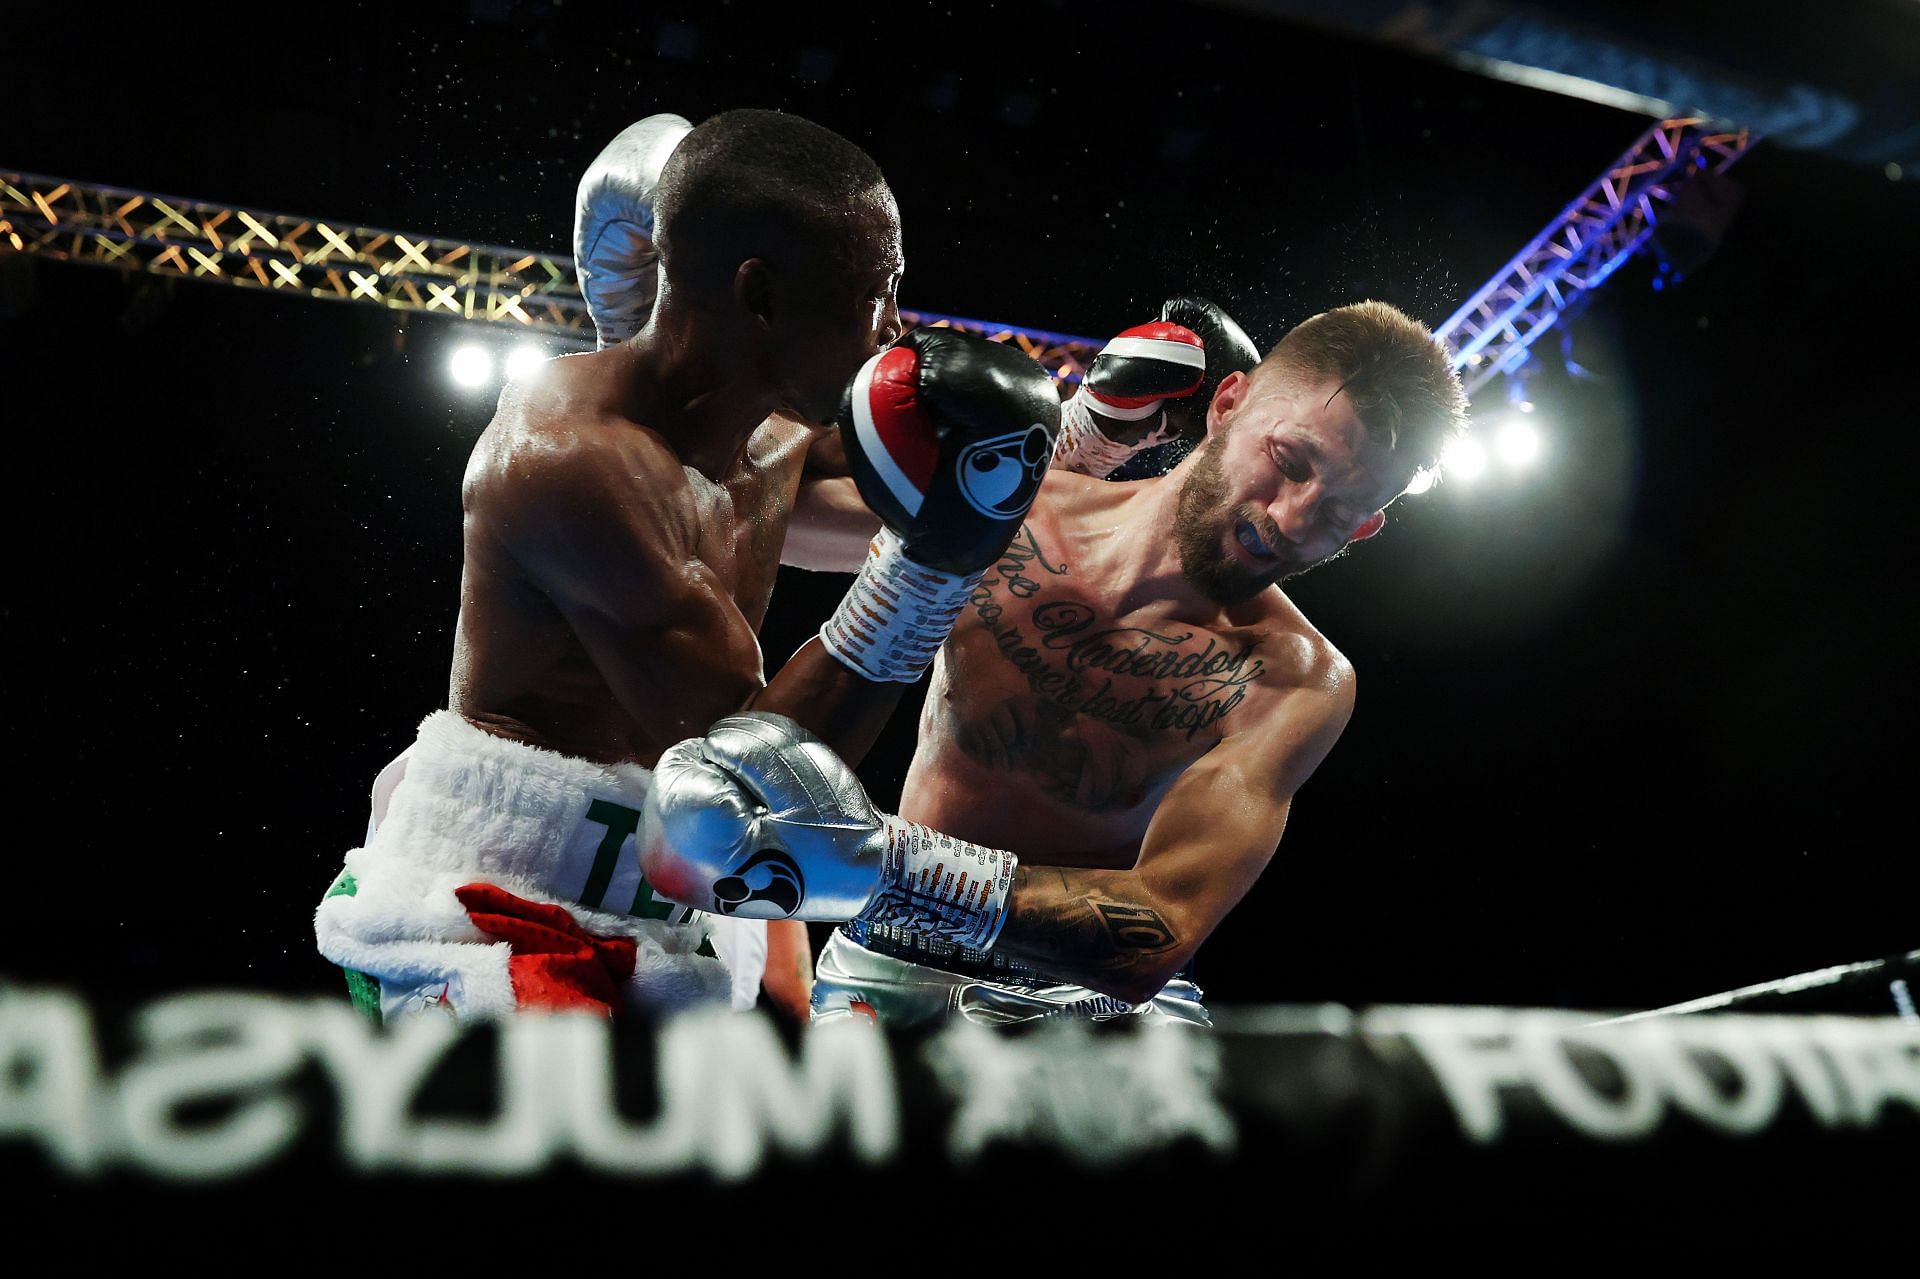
[1053, 296, 1261, 477]
[821, 329, 1060, 683]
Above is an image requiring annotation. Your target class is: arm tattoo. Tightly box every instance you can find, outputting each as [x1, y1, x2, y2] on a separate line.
[994, 867, 1182, 996]
[1092, 901, 1177, 951]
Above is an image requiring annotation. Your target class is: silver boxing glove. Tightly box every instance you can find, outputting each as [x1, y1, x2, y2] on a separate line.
[640, 713, 1018, 952]
[573, 113, 693, 348]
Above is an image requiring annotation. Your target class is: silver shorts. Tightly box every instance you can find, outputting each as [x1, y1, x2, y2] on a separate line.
[811, 929, 1211, 1028]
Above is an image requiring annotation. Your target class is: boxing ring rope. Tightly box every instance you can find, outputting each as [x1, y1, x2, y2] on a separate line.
[2, 957, 1914, 1221]
[1601, 950, 1919, 1024]
[0, 170, 1104, 381]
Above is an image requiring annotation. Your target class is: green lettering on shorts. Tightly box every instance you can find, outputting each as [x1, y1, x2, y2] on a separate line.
[579, 799, 641, 909]
[342, 967, 383, 1024]
[580, 798, 678, 921]
[628, 875, 675, 921]
[321, 867, 382, 1024]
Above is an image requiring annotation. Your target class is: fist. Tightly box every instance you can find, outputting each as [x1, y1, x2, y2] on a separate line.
[573, 114, 693, 348]
[640, 713, 889, 921]
[1052, 298, 1259, 477]
[1156, 296, 1261, 445]
[1080, 318, 1207, 445]
[839, 328, 1061, 576]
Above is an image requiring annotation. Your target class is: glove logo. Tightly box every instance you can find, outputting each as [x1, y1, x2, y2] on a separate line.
[712, 848, 806, 920]
[955, 425, 1050, 519]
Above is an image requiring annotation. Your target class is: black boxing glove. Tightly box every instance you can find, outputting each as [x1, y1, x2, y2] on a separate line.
[821, 328, 1061, 682]
[1052, 297, 1261, 477]
[1157, 296, 1261, 445]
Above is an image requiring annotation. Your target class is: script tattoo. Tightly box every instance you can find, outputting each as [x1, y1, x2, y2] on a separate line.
[965, 525, 1266, 743]
[1032, 605, 1263, 737]
[980, 524, 1070, 597]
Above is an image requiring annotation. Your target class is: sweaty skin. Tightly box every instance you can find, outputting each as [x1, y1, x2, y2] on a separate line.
[448, 190, 904, 769]
[896, 369, 1400, 1003]
[414, 161, 902, 1012]
[447, 329, 888, 1012]
[910, 489, 1309, 860]
[450, 346, 819, 766]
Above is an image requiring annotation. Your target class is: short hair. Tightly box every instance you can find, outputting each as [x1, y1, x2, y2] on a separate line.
[1262, 301, 1467, 470]
[653, 108, 889, 293]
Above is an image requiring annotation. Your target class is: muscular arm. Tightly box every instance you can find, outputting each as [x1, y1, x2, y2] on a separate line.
[754, 428, 905, 760]
[783, 429, 880, 573]
[991, 671, 1356, 1003]
[475, 423, 766, 750]
[748, 637, 905, 770]
[761, 920, 815, 1023]
[480, 419, 910, 765]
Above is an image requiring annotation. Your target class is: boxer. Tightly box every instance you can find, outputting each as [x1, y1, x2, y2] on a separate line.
[315, 109, 1058, 1022]
[643, 299, 1469, 1025]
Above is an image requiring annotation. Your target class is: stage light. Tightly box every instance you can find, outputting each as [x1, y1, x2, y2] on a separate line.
[1495, 417, 1542, 468]
[1441, 435, 1488, 481]
[1404, 467, 1438, 496]
[504, 344, 547, 382]
[449, 344, 493, 389]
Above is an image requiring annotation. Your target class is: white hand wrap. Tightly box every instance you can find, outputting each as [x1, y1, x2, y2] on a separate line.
[819, 528, 983, 683]
[1051, 387, 1176, 478]
[862, 816, 1018, 953]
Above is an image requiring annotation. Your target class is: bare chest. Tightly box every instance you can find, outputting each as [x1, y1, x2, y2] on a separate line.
[930, 524, 1272, 813]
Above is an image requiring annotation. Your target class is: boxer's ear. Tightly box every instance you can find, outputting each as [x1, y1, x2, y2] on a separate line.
[1207, 369, 1250, 436]
[735, 258, 774, 329]
[1350, 510, 1387, 541]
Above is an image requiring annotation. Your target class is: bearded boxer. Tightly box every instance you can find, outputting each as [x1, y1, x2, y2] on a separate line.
[314, 109, 1058, 1022]
[642, 299, 1468, 1025]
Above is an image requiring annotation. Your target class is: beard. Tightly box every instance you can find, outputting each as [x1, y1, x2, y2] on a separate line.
[1173, 434, 1307, 603]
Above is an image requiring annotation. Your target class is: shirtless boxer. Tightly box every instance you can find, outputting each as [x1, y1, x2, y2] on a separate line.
[641, 299, 1468, 1025]
[314, 109, 1059, 1021]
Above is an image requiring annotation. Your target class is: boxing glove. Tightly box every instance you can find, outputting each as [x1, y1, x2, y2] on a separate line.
[641, 712, 1017, 951]
[821, 328, 1060, 682]
[573, 113, 692, 347]
[1053, 296, 1260, 476]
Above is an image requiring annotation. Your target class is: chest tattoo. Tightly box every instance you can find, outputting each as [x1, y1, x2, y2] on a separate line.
[967, 526, 1264, 742]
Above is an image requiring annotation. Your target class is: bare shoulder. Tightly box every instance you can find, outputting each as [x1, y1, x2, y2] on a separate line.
[749, 410, 827, 473]
[1229, 594, 1357, 747]
[464, 358, 691, 541]
[1030, 467, 1117, 518]
[1267, 596, 1354, 700]
[767, 409, 832, 452]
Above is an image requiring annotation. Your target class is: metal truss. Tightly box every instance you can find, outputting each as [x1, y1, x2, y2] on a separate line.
[0, 170, 1102, 381]
[1436, 117, 1754, 399]
[902, 308, 1098, 382]
[5, 117, 1757, 397]
[0, 171, 591, 334]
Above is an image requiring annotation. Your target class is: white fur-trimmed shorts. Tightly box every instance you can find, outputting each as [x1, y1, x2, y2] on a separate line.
[314, 712, 755, 1020]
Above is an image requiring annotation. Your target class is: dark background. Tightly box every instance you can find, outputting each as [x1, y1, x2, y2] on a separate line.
[5, 1, 1915, 1013]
